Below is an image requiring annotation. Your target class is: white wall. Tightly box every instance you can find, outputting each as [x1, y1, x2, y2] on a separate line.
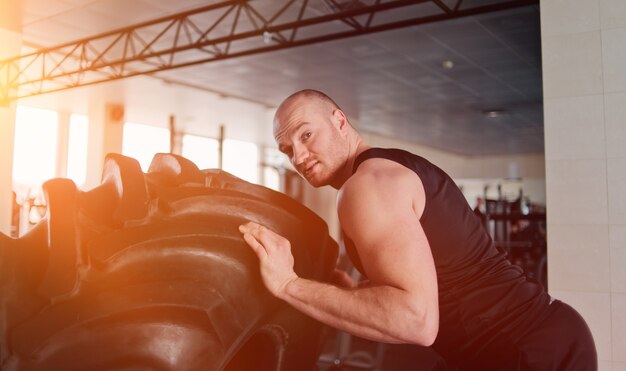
[19, 76, 274, 145]
[541, 0, 626, 369]
[0, 1, 21, 236]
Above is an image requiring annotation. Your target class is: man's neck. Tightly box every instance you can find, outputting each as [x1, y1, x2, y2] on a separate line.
[329, 139, 370, 190]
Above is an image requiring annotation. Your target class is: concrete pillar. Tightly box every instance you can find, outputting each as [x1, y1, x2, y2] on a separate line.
[84, 103, 125, 190]
[0, 1, 21, 235]
[103, 104, 125, 158]
[55, 112, 71, 179]
[85, 103, 105, 189]
[541, 0, 626, 368]
[169, 114, 183, 155]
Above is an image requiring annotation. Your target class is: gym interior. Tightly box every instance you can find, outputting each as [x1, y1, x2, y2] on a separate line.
[0, 0, 624, 370]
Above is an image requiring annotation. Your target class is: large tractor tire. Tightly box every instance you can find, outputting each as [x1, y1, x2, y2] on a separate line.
[0, 153, 338, 371]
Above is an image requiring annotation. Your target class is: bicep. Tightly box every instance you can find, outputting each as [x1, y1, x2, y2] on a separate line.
[339, 175, 437, 296]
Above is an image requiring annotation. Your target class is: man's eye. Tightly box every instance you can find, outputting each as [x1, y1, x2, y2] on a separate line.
[302, 132, 312, 141]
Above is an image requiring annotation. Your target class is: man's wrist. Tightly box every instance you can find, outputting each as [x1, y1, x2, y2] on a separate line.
[278, 275, 300, 301]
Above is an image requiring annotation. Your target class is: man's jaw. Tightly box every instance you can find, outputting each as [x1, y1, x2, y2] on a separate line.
[298, 161, 317, 177]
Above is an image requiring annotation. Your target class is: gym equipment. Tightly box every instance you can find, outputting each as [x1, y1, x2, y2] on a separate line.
[483, 194, 547, 289]
[0, 153, 338, 371]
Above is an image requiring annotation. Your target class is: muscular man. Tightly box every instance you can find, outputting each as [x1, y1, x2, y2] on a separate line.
[238, 89, 596, 370]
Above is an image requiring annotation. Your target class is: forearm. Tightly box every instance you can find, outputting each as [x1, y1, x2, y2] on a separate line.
[237, 221, 438, 345]
[280, 277, 436, 345]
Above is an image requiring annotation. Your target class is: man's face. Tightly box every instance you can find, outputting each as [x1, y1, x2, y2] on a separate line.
[273, 98, 347, 187]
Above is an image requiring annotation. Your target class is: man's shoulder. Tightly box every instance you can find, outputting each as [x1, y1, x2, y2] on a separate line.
[351, 156, 422, 187]
[342, 159, 396, 194]
[340, 157, 423, 205]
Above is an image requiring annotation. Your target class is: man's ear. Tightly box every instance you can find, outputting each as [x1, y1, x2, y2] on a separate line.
[332, 109, 347, 130]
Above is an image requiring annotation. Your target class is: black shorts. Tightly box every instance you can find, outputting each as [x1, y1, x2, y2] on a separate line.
[439, 300, 597, 371]
[513, 299, 597, 371]
[460, 299, 598, 371]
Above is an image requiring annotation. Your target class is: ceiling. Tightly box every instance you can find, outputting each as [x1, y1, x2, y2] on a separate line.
[18, 0, 543, 156]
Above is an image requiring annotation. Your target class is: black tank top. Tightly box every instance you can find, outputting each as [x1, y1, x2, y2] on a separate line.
[345, 148, 551, 366]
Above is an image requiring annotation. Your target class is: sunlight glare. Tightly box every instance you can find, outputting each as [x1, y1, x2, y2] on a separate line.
[182, 134, 219, 170]
[223, 139, 259, 184]
[66, 114, 88, 187]
[122, 122, 170, 172]
[12, 106, 58, 196]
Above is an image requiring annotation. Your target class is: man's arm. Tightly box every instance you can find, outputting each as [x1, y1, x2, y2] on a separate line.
[239, 161, 438, 346]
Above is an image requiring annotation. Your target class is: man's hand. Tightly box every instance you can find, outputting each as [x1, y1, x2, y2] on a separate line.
[238, 221, 299, 299]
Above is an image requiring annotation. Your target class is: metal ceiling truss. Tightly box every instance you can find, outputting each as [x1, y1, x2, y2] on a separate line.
[0, 0, 538, 104]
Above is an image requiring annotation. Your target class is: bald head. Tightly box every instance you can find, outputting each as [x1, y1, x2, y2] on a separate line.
[277, 89, 340, 113]
[274, 89, 341, 132]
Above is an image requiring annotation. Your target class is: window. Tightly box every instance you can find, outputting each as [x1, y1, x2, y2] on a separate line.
[66, 114, 88, 187]
[122, 122, 170, 172]
[263, 167, 280, 192]
[182, 136, 260, 184]
[182, 134, 219, 170]
[262, 147, 284, 192]
[223, 139, 259, 184]
[12, 106, 59, 195]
